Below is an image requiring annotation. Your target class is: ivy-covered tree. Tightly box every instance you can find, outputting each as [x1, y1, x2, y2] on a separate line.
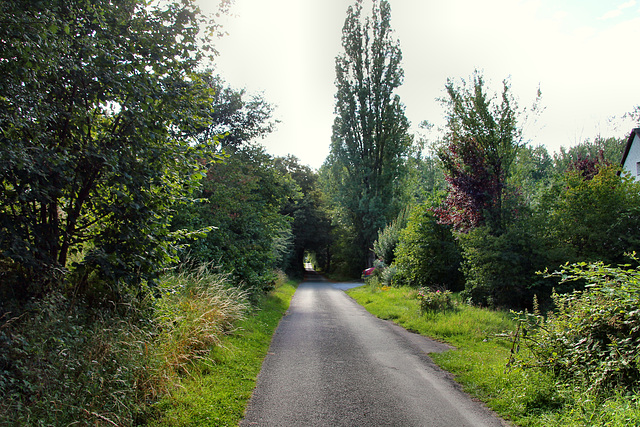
[325, 0, 412, 270]
[0, 0, 217, 300]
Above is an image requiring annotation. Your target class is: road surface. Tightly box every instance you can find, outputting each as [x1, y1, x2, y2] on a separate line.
[241, 271, 509, 426]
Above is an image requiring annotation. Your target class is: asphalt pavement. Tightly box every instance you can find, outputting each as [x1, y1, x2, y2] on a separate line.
[240, 271, 510, 426]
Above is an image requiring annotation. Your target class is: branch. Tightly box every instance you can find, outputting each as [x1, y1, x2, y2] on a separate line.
[81, 409, 120, 427]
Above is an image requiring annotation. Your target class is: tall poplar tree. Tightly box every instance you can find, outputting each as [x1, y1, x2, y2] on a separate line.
[326, 0, 411, 268]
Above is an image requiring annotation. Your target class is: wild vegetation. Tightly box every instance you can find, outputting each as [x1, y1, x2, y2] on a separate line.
[358, 68, 640, 422]
[2, 0, 640, 424]
[512, 258, 640, 396]
[0, 267, 247, 425]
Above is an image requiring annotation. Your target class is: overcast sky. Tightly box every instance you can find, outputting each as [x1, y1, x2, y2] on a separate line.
[198, 0, 640, 170]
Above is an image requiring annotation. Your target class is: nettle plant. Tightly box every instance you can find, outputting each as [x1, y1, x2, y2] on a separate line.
[416, 287, 454, 313]
[510, 255, 640, 395]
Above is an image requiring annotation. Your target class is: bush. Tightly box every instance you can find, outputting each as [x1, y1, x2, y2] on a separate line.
[416, 288, 454, 313]
[539, 165, 640, 266]
[512, 256, 640, 395]
[373, 208, 409, 265]
[458, 224, 543, 309]
[174, 146, 296, 300]
[393, 201, 463, 290]
[363, 259, 386, 288]
[380, 264, 398, 287]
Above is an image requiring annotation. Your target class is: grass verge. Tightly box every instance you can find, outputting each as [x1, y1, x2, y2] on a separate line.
[149, 278, 298, 426]
[346, 284, 640, 427]
[0, 267, 296, 426]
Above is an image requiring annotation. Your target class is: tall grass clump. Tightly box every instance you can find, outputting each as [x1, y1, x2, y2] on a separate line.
[149, 266, 248, 394]
[149, 272, 298, 426]
[0, 265, 250, 426]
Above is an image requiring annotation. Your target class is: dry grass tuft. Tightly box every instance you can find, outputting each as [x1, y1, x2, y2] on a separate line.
[146, 265, 249, 397]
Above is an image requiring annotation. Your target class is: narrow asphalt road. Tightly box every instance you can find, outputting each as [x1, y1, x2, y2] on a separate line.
[241, 271, 509, 426]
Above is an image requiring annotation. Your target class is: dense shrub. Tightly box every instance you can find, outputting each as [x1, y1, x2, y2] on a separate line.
[513, 257, 640, 395]
[175, 147, 296, 298]
[380, 264, 398, 287]
[393, 202, 463, 290]
[458, 224, 541, 308]
[0, 293, 154, 425]
[538, 165, 640, 266]
[416, 287, 454, 312]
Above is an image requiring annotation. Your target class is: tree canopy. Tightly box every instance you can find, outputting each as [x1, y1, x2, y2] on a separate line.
[435, 72, 524, 234]
[0, 0, 217, 299]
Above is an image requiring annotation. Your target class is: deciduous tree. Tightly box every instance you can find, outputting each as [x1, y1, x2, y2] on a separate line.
[174, 146, 297, 297]
[434, 72, 542, 307]
[552, 136, 625, 176]
[435, 71, 525, 234]
[193, 75, 277, 149]
[0, 0, 217, 299]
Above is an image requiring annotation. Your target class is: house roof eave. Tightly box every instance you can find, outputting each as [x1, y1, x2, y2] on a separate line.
[620, 128, 640, 169]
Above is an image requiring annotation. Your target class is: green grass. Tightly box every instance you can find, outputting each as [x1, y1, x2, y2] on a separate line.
[347, 284, 640, 427]
[347, 285, 513, 345]
[149, 279, 298, 426]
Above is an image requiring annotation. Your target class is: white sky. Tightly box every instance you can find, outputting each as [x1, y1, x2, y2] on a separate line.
[198, 0, 640, 170]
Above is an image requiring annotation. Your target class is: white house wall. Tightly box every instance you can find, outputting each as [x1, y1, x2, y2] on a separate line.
[623, 133, 640, 182]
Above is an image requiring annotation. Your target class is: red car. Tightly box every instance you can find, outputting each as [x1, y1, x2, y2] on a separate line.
[362, 267, 376, 278]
